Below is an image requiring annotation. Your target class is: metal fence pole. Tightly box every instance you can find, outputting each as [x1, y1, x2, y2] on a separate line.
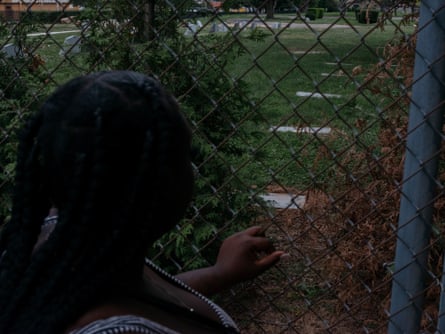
[388, 1, 445, 333]
[439, 257, 445, 333]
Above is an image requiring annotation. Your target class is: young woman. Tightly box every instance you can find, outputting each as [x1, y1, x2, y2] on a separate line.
[0, 71, 284, 334]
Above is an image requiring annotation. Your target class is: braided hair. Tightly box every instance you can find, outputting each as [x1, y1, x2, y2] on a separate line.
[0, 71, 193, 334]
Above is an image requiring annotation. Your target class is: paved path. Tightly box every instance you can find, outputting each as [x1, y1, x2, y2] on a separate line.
[27, 30, 80, 37]
[288, 22, 352, 29]
[228, 19, 354, 30]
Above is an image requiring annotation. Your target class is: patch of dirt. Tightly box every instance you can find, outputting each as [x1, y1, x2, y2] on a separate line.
[220, 187, 393, 333]
[219, 118, 445, 333]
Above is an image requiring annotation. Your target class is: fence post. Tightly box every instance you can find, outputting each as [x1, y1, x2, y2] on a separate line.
[388, 1, 445, 333]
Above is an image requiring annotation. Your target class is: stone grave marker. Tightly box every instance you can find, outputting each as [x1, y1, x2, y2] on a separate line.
[270, 22, 281, 29]
[209, 22, 217, 33]
[260, 193, 306, 209]
[2, 44, 22, 58]
[209, 23, 228, 33]
[59, 35, 81, 56]
[184, 23, 198, 36]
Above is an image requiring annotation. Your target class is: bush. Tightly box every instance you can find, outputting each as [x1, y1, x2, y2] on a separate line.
[143, 35, 262, 270]
[316, 8, 324, 18]
[0, 16, 49, 223]
[356, 10, 379, 24]
[306, 8, 324, 20]
[0, 57, 48, 222]
[306, 8, 317, 20]
[82, 5, 262, 271]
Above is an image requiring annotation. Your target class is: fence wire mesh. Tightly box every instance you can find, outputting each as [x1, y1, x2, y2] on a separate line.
[1, 0, 444, 333]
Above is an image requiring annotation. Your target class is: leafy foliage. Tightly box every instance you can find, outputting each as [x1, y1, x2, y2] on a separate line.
[146, 35, 262, 270]
[0, 19, 49, 222]
[81, 4, 262, 271]
[362, 12, 417, 116]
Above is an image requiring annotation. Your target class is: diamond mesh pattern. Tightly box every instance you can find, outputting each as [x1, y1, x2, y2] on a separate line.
[1, 1, 444, 332]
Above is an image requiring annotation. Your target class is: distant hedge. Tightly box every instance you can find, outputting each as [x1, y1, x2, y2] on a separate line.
[306, 8, 324, 20]
[19, 11, 82, 24]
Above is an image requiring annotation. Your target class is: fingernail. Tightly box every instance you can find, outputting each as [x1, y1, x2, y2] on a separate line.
[280, 253, 291, 260]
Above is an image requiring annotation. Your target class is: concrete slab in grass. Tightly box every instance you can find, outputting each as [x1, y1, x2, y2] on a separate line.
[270, 126, 332, 135]
[293, 50, 326, 55]
[296, 91, 342, 98]
[321, 72, 345, 77]
[260, 193, 306, 209]
[325, 62, 352, 66]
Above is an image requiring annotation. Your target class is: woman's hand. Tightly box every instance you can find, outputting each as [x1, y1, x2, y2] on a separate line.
[212, 226, 285, 286]
[175, 226, 286, 296]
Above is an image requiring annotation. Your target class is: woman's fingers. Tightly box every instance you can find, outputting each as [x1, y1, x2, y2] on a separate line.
[256, 251, 285, 269]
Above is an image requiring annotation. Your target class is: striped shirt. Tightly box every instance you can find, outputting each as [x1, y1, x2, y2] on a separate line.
[69, 314, 180, 334]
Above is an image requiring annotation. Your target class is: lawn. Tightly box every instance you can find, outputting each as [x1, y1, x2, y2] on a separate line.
[9, 11, 413, 194]
[1, 10, 413, 192]
[191, 14, 414, 192]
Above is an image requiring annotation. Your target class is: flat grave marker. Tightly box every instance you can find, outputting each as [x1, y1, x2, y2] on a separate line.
[260, 193, 306, 209]
[296, 91, 342, 98]
[270, 126, 332, 135]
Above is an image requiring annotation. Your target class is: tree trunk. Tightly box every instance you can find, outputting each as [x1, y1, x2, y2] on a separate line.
[265, 0, 274, 19]
[144, 0, 155, 41]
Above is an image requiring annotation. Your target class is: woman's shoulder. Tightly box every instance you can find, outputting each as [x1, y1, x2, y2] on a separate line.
[68, 314, 180, 334]
[65, 296, 239, 334]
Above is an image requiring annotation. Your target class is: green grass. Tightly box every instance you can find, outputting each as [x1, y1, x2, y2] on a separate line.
[35, 38, 87, 85]
[201, 20, 412, 191]
[217, 9, 407, 25]
[4, 14, 412, 191]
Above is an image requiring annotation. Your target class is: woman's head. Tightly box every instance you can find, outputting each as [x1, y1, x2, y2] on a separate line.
[0, 71, 194, 333]
[40, 70, 193, 238]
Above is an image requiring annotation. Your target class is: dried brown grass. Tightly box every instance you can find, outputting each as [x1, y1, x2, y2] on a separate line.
[224, 13, 445, 333]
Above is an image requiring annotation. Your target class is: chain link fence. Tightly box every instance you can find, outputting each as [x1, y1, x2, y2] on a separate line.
[1, 0, 444, 332]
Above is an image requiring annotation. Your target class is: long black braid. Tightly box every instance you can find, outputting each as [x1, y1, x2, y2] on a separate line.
[0, 71, 193, 333]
